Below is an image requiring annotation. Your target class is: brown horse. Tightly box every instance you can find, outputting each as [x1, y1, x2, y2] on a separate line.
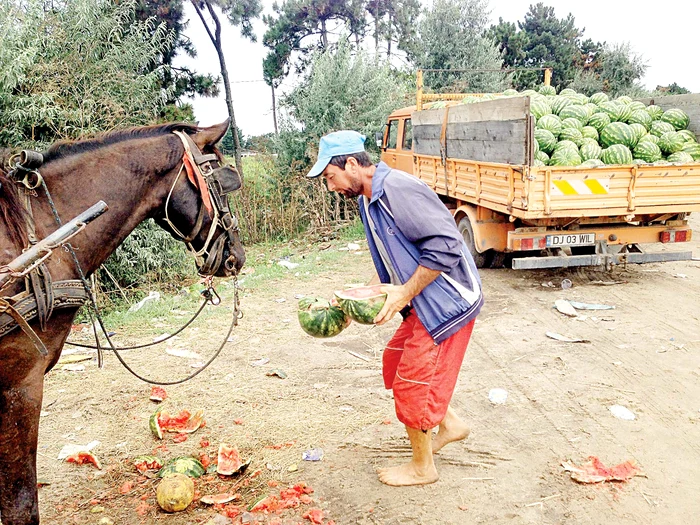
[0, 121, 245, 524]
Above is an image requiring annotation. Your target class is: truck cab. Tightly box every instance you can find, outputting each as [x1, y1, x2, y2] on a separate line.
[380, 106, 415, 175]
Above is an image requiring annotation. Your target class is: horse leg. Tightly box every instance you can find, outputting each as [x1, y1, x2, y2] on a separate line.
[0, 376, 44, 525]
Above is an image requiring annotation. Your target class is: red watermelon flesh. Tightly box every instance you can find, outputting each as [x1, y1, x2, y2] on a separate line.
[200, 492, 240, 505]
[66, 451, 102, 470]
[334, 285, 387, 325]
[217, 443, 247, 476]
[158, 410, 205, 433]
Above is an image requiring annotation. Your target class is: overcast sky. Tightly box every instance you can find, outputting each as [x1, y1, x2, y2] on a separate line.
[175, 0, 700, 137]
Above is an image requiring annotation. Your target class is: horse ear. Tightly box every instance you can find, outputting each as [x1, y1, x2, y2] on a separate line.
[191, 120, 230, 150]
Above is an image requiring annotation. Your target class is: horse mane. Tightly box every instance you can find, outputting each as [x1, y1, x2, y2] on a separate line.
[42, 122, 200, 163]
[0, 160, 29, 250]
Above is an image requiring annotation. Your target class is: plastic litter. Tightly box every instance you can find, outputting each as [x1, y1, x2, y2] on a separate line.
[266, 368, 288, 379]
[277, 260, 299, 270]
[568, 301, 615, 311]
[128, 291, 160, 312]
[561, 456, 641, 483]
[250, 358, 270, 367]
[488, 388, 508, 405]
[302, 448, 324, 461]
[609, 405, 636, 420]
[561, 279, 572, 289]
[554, 299, 578, 317]
[545, 332, 590, 343]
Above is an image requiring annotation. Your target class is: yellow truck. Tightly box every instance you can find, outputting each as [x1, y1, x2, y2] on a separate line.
[379, 77, 700, 269]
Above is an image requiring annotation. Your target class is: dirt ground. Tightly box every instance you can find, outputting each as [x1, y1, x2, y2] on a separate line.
[34, 215, 700, 525]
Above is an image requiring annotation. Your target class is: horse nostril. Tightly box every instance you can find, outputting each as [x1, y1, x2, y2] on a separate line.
[225, 256, 236, 272]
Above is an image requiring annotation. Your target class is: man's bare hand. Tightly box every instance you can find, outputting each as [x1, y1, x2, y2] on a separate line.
[374, 285, 411, 325]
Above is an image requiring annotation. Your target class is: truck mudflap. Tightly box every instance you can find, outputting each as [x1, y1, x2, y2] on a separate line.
[512, 245, 694, 270]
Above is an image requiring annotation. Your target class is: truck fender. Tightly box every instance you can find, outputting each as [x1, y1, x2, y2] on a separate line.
[453, 204, 510, 253]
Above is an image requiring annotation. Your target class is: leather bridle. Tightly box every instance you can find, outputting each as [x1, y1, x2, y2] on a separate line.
[164, 131, 242, 276]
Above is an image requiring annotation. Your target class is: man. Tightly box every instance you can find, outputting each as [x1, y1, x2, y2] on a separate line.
[308, 130, 483, 487]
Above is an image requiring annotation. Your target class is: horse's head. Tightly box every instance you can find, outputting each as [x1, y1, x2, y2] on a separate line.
[155, 121, 245, 277]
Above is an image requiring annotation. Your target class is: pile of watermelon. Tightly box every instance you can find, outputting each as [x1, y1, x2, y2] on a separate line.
[453, 87, 699, 167]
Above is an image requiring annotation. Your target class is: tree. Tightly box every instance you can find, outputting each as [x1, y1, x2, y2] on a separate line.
[364, 0, 420, 59]
[655, 83, 690, 95]
[413, 0, 507, 93]
[570, 42, 647, 96]
[0, 0, 172, 148]
[189, 0, 262, 176]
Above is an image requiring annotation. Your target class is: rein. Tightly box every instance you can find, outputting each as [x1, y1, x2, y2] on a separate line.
[2, 131, 243, 384]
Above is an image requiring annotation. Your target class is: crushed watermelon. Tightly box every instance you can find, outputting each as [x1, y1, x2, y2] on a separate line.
[65, 451, 102, 470]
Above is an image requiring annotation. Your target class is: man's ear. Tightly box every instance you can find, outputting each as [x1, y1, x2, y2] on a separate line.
[345, 156, 359, 172]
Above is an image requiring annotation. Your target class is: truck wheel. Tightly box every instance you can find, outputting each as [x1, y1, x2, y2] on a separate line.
[458, 216, 491, 268]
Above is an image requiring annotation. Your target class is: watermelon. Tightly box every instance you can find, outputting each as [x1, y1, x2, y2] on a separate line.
[616, 95, 633, 105]
[335, 285, 387, 325]
[503, 89, 519, 96]
[599, 101, 622, 121]
[646, 105, 664, 120]
[535, 128, 557, 154]
[150, 386, 167, 402]
[658, 131, 686, 155]
[530, 97, 552, 119]
[533, 159, 546, 167]
[588, 112, 611, 133]
[590, 92, 609, 106]
[554, 140, 579, 153]
[539, 85, 556, 96]
[65, 451, 102, 470]
[156, 473, 195, 513]
[628, 110, 652, 130]
[550, 96, 573, 115]
[667, 151, 694, 164]
[628, 101, 646, 112]
[561, 117, 584, 131]
[537, 114, 562, 137]
[200, 493, 240, 505]
[149, 409, 205, 440]
[559, 128, 584, 146]
[633, 141, 663, 163]
[650, 120, 675, 137]
[580, 159, 605, 168]
[600, 122, 636, 148]
[521, 89, 538, 97]
[629, 123, 648, 143]
[601, 144, 633, 165]
[632, 159, 648, 165]
[549, 148, 582, 166]
[297, 297, 348, 338]
[682, 143, 700, 160]
[133, 455, 164, 473]
[217, 443, 249, 476]
[653, 160, 672, 166]
[677, 129, 697, 143]
[157, 457, 206, 478]
[581, 126, 599, 142]
[533, 137, 540, 154]
[660, 108, 690, 130]
[559, 88, 577, 96]
[584, 103, 598, 117]
[580, 142, 603, 161]
[559, 105, 589, 125]
[535, 150, 550, 164]
[638, 133, 660, 145]
[616, 104, 634, 123]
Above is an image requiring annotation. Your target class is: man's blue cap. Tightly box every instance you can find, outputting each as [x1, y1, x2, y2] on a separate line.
[307, 130, 366, 178]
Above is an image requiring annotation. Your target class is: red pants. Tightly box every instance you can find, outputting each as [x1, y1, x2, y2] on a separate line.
[383, 313, 474, 431]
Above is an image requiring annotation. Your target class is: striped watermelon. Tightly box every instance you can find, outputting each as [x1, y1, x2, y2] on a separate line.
[667, 151, 694, 163]
[559, 128, 584, 146]
[616, 96, 633, 105]
[633, 141, 662, 163]
[535, 150, 550, 164]
[503, 89, 519, 96]
[521, 89, 538, 97]
[534, 137, 540, 154]
[580, 137, 600, 148]
[628, 101, 646, 112]
[533, 159, 546, 167]
[616, 104, 634, 123]
[559, 88, 577, 96]
[581, 126, 599, 142]
[549, 147, 582, 166]
[629, 123, 648, 143]
[539, 85, 556, 96]
[590, 92, 609, 106]
[599, 101, 622, 121]
[335, 286, 387, 325]
[588, 112, 611, 133]
[659, 132, 686, 155]
[650, 120, 675, 137]
[584, 103, 598, 117]
[551, 96, 573, 115]
[157, 457, 206, 478]
[535, 128, 557, 154]
[628, 110, 653, 130]
[677, 130, 697, 143]
[580, 142, 603, 161]
[537, 114, 562, 137]
[660, 108, 690, 130]
[298, 298, 349, 338]
[633, 159, 649, 165]
[653, 160, 672, 166]
[638, 133, 660, 145]
[581, 159, 605, 168]
[561, 117, 584, 131]
[559, 105, 589, 125]
[601, 144, 633, 165]
[530, 97, 552, 119]
[600, 122, 636, 148]
[554, 140, 580, 153]
[682, 143, 700, 160]
[573, 94, 589, 105]
[646, 105, 663, 120]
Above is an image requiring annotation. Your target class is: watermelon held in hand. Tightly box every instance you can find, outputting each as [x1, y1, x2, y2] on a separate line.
[334, 285, 387, 325]
[150, 409, 205, 440]
[217, 443, 250, 476]
[297, 297, 349, 338]
[156, 473, 194, 512]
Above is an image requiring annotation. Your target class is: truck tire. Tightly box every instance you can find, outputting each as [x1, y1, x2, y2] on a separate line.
[457, 216, 491, 268]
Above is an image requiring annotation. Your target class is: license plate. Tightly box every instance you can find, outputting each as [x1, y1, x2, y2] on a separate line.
[546, 233, 595, 247]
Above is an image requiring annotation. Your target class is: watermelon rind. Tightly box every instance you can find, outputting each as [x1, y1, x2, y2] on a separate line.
[601, 144, 633, 166]
[561, 117, 584, 131]
[157, 457, 206, 478]
[629, 123, 648, 144]
[580, 142, 603, 161]
[537, 114, 562, 137]
[200, 493, 240, 505]
[533, 159, 546, 167]
[650, 120, 675, 137]
[530, 97, 552, 119]
[633, 142, 663, 164]
[549, 148, 582, 167]
[638, 134, 660, 146]
[588, 112, 611, 133]
[580, 159, 605, 168]
[628, 110, 652, 130]
[599, 101, 622, 122]
[658, 131, 686, 155]
[535, 150, 550, 164]
[550, 96, 573, 115]
[503, 89, 519, 96]
[559, 88, 576, 96]
[538, 85, 556, 96]
[627, 101, 646, 112]
[589, 92, 609, 106]
[297, 297, 348, 338]
[682, 143, 700, 160]
[559, 105, 589, 125]
[660, 108, 690, 130]
[677, 129, 697, 143]
[335, 286, 387, 325]
[667, 151, 694, 164]
[535, 128, 557, 154]
[600, 122, 636, 149]
[559, 128, 584, 146]
[646, 105, 664, 120]
[150, 409, 163, 440]
[216, 443, 250, 476]
[581, 126, 599, 142]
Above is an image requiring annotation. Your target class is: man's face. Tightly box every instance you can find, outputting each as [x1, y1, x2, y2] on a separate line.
[322, 159, 363, 198]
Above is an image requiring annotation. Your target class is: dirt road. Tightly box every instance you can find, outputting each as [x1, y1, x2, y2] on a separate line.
[36, 216, 700, 525]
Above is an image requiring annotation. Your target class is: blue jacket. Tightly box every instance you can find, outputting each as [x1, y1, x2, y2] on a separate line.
[358, 162, 483, 344]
